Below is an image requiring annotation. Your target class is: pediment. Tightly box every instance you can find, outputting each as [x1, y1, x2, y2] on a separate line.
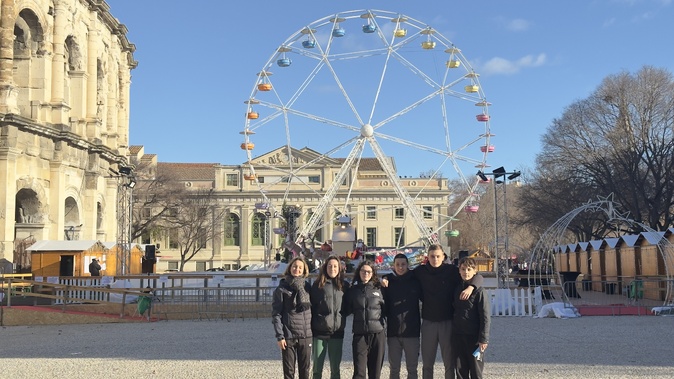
[245, 146, 341, 168]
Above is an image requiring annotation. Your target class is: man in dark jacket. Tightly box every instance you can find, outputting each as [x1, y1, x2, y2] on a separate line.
[414, 245, 483, 379]
[89, 258, 101, 276]
[383, 253, 422, 379]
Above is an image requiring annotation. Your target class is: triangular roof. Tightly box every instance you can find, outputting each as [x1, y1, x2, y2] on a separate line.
[588, 240, 604, 250]
[604, 237, 620, 248]
[621, 234, 640, 247]
[27, 240, 105, 252]
[577, 242, 589, 251]
[641, 231, 665, 245]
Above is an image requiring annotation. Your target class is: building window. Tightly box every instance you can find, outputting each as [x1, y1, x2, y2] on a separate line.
[366, 206, 376, 220]
[141, 207, 151, 219]
[232, 264, 239, 270]
[226, 173, 239, 187]
[196, 261, 207, 271]
[334, 173, 347, 185]
[366, 227, 377, 248]
[198, 228, 207, 248]
[395, 208, 405, 219]
[223, 264, 231, 270]
[257, 176, 265, 183]
[169, 229, 179, 249]
[422, 206, 433, 219]
[224, 213, 240, 246]
[252, 212, 268, 246]
[306, 210, 322, 242]
[141, 231, 151, 245]
[168, 261, 178, 270]
[308, 175, 320, 183]
[394, 227, 405, 247]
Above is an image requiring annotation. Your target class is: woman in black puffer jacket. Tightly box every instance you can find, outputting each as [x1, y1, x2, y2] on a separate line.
[310, 256, 350, 379]
[342, 260, 386, 379]
[272, 257, 313, 379]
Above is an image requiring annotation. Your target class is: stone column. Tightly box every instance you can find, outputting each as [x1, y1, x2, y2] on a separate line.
[0, 125, 20, 261]
[239, 206, 250, 264]
[86, 22, 100, 140]
[0, 0, 18, 114]
[50, 2, 66, 102]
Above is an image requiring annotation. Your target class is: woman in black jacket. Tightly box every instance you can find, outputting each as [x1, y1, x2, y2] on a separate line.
[310, 255, 350, 379]
[342, 260, 386, 379]
[272, 257, 313, 379]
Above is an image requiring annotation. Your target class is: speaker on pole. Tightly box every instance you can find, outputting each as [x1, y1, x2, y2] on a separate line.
[145, 245, 156, 260]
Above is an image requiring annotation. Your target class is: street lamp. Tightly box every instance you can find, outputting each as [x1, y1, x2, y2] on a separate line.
[476, 167, 521, 288]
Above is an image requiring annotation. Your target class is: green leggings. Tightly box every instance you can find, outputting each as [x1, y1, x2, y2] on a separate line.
[312, 337, 344, 379]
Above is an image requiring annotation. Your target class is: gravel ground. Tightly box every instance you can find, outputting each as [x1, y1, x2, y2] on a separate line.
[1, 315, 673, 378]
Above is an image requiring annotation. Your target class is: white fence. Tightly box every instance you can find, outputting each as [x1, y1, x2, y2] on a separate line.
[486, 287, 541, 317]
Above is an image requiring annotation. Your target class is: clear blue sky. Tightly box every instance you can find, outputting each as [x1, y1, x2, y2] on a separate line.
[107, 0, 674, 178]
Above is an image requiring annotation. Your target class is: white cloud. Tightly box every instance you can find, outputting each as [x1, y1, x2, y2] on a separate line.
[480, 53, 547, 75]
[506, 18, 531, 32]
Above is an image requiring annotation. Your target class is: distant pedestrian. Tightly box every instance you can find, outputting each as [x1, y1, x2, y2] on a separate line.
[272, 257, 313, 379]
[451, 257, 490, 379]
[342, 260, 386, 379]
[89, 258, 101, 276]
[310, 256, 350, 379]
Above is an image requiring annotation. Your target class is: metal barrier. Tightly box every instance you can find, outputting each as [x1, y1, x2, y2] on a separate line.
[561, 278, 674, 316]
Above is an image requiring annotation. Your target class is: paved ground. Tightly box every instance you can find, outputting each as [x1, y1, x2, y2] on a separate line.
[1, 315, 673, 378]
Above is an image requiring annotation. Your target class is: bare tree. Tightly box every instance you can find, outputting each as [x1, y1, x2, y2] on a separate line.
[518, 66, 674, 234]
[162, 189, 228, 271]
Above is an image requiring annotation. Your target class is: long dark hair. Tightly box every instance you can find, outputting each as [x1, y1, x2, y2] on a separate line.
[315, 256, 345, 290]
[352, 260, 380, 287]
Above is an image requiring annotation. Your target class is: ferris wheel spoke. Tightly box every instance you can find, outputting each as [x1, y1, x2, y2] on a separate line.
[373, 90, 441, 130]
[300, 138, 367, 240]
[374, 131, 452, 157]
[367, 138, 438, 244]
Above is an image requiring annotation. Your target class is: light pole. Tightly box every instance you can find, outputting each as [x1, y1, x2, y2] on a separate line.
[477, 167, 520, 288]
[115, 166, 135, 275]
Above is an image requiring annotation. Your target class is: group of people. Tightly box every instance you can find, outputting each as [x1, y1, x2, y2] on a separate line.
[271, 244, 491, 379]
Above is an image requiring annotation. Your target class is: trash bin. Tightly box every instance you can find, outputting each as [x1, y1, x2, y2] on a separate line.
[605, 282, 616, 294]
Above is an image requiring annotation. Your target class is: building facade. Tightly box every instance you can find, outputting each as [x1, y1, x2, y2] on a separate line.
[132, 145, 452, 272]
[0, 0, 135, 269]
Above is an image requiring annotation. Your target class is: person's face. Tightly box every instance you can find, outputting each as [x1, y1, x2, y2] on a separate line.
[459, 264, 476, 281]
[393, 258, 409, 276]
[290, 260, 305, 277]
[326, 259, 340, 279]
[428, 249, 445, 268]
[359, 264, 374, 283]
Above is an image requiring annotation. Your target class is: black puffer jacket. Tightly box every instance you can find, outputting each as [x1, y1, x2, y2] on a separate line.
[452, 281, 490, 344]
[382, 271, 421, 338]
[272, 278, 312, 340]
[342, 281, 385, 335]
[413, 264, 483, 321]
[310, 278, 350, 339]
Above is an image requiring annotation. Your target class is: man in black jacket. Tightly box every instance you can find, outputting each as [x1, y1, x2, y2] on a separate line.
[382, 253, 422, 379]
[414, 245, 483, 379]
[89, 258, 101, 276]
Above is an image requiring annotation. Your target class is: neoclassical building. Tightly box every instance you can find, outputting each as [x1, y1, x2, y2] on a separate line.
[131, 145, 451, 272]
[0, 0, 135, 269]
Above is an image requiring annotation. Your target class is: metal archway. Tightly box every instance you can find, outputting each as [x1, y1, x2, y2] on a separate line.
[528, 198, 674, 306]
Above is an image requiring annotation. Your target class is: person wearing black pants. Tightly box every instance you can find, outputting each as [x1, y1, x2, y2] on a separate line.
[272, 257, 313, 379]
[342, 261, 386, 379]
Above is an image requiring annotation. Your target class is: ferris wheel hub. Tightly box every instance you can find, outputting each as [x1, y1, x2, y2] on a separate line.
[360, 123, 374, 138]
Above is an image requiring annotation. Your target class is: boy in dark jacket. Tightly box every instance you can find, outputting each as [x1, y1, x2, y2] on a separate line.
[451, 257, 490, 379]
[342, 261, 386, 379]
[382, 253, 421, 379]
[272, 257, 313, 379]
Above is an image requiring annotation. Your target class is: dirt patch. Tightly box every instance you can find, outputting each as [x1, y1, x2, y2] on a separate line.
[0, 305, 149, 326]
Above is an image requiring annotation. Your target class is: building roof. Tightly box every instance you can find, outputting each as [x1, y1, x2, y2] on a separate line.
[157, 162, 217, 180]
[27, 240, 105, 251]
[336, 157, 387, 171]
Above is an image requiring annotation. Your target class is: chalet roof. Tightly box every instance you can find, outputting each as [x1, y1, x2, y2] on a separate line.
[577, 242, 589, 251]
[27, 240, 105, 252]
[641, 231, 665, 245]
[604, 237, 620, 248]
[588, 240, 604, 250]
[621, 234, 640, 247]
[157, 162, 217, 181]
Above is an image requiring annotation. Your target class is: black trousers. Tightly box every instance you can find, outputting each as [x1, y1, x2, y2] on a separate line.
[450, 333, 484, 379]
[282, 337, 312, 379]
[352, 331, 386, 379]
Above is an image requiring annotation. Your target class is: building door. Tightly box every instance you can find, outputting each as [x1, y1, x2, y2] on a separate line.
[59, 255, 74, 276]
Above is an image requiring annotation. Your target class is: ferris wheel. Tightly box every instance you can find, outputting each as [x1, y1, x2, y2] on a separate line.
[242, 9, 493, 247]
